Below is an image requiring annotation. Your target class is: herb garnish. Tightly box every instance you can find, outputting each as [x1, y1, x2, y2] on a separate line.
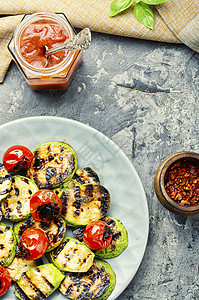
[109, 0, 168, 29]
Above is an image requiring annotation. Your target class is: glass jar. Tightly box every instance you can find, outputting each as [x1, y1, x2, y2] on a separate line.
[8, 12, 83, 90]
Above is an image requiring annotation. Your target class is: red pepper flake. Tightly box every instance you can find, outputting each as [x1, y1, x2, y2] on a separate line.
[164, 158, 199, 206]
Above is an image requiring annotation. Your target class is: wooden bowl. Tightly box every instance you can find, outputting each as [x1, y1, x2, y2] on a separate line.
[154, 151, 199, 216]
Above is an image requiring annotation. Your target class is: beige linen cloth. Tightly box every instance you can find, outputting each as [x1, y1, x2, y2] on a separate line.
[0, 0, 198, 83]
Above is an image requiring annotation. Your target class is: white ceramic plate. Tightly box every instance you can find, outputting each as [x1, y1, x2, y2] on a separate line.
[0, 116, 149, 300]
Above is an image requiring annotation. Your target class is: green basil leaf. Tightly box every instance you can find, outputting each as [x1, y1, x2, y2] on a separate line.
[134, 2, 154, 29]
[141, 0, 167, 4]
[109, 0, 135, 17]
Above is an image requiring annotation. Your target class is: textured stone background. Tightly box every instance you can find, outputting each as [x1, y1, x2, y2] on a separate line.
[1, 31, 199, 299]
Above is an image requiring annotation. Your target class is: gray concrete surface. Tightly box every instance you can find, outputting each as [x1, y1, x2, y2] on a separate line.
[1, 31, 199, 299]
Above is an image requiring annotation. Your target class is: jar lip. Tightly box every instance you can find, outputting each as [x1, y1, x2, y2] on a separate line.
[14, 12, 75, 75]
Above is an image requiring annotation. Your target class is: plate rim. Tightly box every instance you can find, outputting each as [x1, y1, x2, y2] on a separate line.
[0, 116, 149, 299]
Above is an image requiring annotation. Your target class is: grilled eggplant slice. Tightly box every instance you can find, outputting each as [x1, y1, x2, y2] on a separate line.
[27, 141, 77, 189]
[60, 184, 111, 226]
[14, 216, 66, 252]
[6, 255, 42, 282]
[14, 263, 65, 300]
[59, 258, 116, 300]
[95, 216, 128, 258]
[1, 175, 38, 222]
[0, 222, 16, 267]
[47, 237, 95, 272]
[0, 163, 11, 201]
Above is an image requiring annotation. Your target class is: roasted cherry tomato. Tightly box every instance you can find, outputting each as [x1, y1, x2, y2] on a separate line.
[0, 265, 11, 296]
[30, 189, 62, 222]
[83, 220, 113, 251]
[19, 228, 49, 260]
[3, 145, 33, 173]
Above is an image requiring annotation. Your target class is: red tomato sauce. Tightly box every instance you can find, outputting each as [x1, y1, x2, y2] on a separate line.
[20, 21, 69, 68]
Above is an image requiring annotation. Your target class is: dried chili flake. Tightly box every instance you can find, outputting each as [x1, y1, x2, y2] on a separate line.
[164, 159, 199, 206]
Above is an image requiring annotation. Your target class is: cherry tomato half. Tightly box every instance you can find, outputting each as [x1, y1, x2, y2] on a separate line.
[0, 265, 11, 296]
[30, 189, 62, 222]
[20, 228, 49, 260]
[3, 145, 33, 173]
[83, 220, 113, 251]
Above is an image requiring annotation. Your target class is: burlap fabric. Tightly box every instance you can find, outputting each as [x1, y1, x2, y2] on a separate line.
[0, 0, 198, 83]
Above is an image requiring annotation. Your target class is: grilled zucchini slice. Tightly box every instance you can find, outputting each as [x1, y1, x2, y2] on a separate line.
[6, 255, 42, 282]
[95, 216, 128, 258]
[59, 258, 116, 300]
[0, 222, 16, 267]
[60, 184, 111, 226]
[27, 141, 77, 189]
[1, 175, 38, 222]
[14, 263, 65, 300]
[0, 163, 11, 201]
[14, 216, 66, 252]
[47, 237, 95, 272]
[73, 167, 100, 185]
[54, 167, 100, 195]
[73, 216, 128, 258]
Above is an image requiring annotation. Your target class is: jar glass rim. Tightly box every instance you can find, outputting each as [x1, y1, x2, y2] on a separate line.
[14, 12, 75, 76]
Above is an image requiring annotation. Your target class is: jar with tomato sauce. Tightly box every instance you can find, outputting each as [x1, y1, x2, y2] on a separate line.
[8, 12, 83, 90]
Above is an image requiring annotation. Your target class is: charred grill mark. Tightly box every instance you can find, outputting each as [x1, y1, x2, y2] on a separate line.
[72, 227, 85, 242]
[5, 209, 12, 219]
[59, 155, 63, 161]
[103, 225, 113, 242]
[18, 217, 34, 238]
[84, 184, 93, 197]
[15, 283, 31, 300]
[45, 219, 65, 245]
[28, 189, 33, 195]
[74, 186, 81, 201]
[0, 187, 11, 195]
[2, 199, 8, 208]
[46, 167, 57, 181]
[98, 186, 110, 216]
[73, 173, 85, 185]
[16, 200, 22, 213]
[106, 219, 116, 228]
[53, 239, 69, 259]
[22, 178, 29, 184]
[33, 151, 45, 170]
[54, 218, 66, 240]
[112, 232, 121, 241]
[60, 192, 68, 216]
[85, 167, 100, 184]
[15, 187, 19, 196]
[35, 268, 54, 291]
[48, 155, 54, 162]
[21, 273, 46, 300]
[57, 173, 63, 184]
[64, 284, 74, 296]
[62, 265, 110, 299]
[33, 173, 38, 186]
[0, 174, 11, 184]
[95, 275, 110, 298]
[0, 244, 5, 249]
[10, 237, 14, 244]
[40, 221, 51, 231]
